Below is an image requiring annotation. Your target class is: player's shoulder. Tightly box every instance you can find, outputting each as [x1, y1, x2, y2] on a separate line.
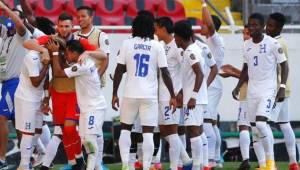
[185, 43, 201, 57]
[264, 35, 278, 44]
[25, 50, 40, 61]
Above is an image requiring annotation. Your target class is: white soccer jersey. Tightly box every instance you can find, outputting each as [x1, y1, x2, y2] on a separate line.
[182, 43, 207, 105]
[158, 39, 183, 101]
[205, 32, 225, 89]
[117, 37, 168, 99]
[243, 35, 287, 98]
[32, 28, 45, 38]
[64, 58, 107, 113]
[14, 51, 46, 102]
[195, 40, 216, 80]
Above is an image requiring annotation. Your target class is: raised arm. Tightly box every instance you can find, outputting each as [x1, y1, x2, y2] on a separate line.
[201, 0, 215, 36]
[0, 1, 26, 36]
[20, 0, 36, 27]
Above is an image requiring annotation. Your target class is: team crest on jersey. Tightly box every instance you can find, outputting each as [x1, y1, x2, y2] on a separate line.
[207, 53, 212, 59]
[71, 66, 78, 72]
[190, 53, 196, 60]
[105, 39, 109, 45]
[278, 47, 283, 54]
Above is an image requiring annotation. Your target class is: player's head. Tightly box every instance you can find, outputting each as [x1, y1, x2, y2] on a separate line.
[137, 10, 155, 22]
[212, 15, 222, 31]
[77, 6, 94, 29]
[266, 12, 286, 38]
[132, 15, 155, 39]
[173, 20, 193, 49]
[57, 13, 73, 39]
[154, 17, 173, 41]
[65, 40, 85, 62]
[36, 17, 55, 35]
[243, 24, 251, 41]
[248, 13, 265, 38]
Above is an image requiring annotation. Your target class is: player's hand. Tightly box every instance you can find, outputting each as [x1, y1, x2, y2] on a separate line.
[41, 97, 51, 115]
[187, 98, 196, 110]
[112, 95, 119, 111]
[276, 88, 285, 102]
[232, 87, 240, 100]
[169, 97, 177, 113]
[41, 49, 50, 65]
[176, 93, 183, 108]
[46, 39, 59, 53]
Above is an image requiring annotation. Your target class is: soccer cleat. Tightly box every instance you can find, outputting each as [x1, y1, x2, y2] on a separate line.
[237, 159, 251, 170]
[289, 163, 300, 170]
[150, 163, 162, 170]
[182, 161, 193, 170]
[266, 160, 276, 170]
[40, 166, 49, 170]
[33, 153, 45, 167]
[134, 161, 143, 169]
[214, 161, 223, 168]
[177, 167, 183, 170]
[59, 164, 72, 170]
[203, 166, 211, 170]
[255, 168, 266, 170]
[0, 161, 8, 170]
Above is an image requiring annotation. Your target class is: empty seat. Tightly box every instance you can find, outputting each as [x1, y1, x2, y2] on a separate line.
[35, 0, 66, 17]
[126, 0, 156, 18]
[157, 0, 185, 22]
[187, 17, 203, 26]
[95, 0, 124, 27]
[65, 0, 97, 16]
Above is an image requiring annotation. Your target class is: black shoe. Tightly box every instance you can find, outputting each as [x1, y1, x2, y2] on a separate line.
[237, 159, 251, 170]
[0, 161, 8, 170]
[40, 166, 50, 170]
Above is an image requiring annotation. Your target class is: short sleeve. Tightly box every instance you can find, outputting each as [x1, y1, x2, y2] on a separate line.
[116, 42, 126, 65]
[272, 41, 287, 64]
[203, 47, 216, 67]
[157, 43, 168, 68]
[99, 32, 110, 54]
[25, 54, 40, 77]
[32, 28, 45, 39]
[36, 35, 50, 45]
[16, 29, 31, 42]
[186, 50, 200, 66]
[64, 63, 90, 78]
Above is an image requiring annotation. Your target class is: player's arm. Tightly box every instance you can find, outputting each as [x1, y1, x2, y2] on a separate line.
[41, 74, 51, 115]
[52, 54, 67, 78]
[160, 67, 177, 112]
[20, 0, 36, 27]
[29, 58, 50, 87]
[98, 33, 110, 76]
[232, 63, 248, 100]
[112, 64, 126, 111]
[188, 62, 203, 110]
[219, 64, 241, 79]
[207, 64, 217, 87]
[0, 1, 26, 36]
[276, 61, 289, 102]
[201, 0, 215, 36]
[23, 37, 51, 63]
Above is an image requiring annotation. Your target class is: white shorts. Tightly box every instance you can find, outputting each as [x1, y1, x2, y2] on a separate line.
[178, 108, 185, 126]
[158, 101, 180, 125]
[79, 109, 105, 137]
[120, 98, 158, 127]
[270, 98, 289, 123]
[183, 104, 205, 126]
[247, 96, 275, 123]
[15, 97, 43, 133]
[237, 101, 250, 127]
[205, 88, 222, 120]
[132, 117, 160, 133]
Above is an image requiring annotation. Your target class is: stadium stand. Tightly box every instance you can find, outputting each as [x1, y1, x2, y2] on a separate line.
[157, 0, 186, 23]
[35, 0, 66, 22]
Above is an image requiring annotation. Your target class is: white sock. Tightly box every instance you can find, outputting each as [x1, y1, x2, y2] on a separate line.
[267, 124, 274, 147]
[203, 123, 216, 161]
[179, 134, 186, 149]
[200, 133, 209, 167]
[97, 134, 104, 164]
[40, 124, 51, 147]
[42, 135, 61, 167]
[280, 123, 297, 163]
[119, 130, 131, 167]
[213, 125, 222, 162]
[165, 134, 181, 170]
[129, 153, 136, 170]
[179, 140, 191, 165]
[152, 139, 161, 164]
[20, 134, 34, 169]
[142, 133, 154, 170]
[190, 135, 203, 169]
[178, 134, 187, 167]
[83, 134, 98, 170]
[256, 121, 274, 160]
[239, 130, 250, 161]
[252, 126, 266, 167]
[137, 142, 143, 163]
[33, 133, 46, 154]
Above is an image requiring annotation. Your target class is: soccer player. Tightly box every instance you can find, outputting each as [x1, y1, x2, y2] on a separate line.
[233, 13, 289, 170]
[174, 20, 208, 170]
[200, 0, 225, 167]
[0, 2, 31, 169]
[266, 12, 299, 170]
[154, 17, 192, 170]
[51, 39, 107, 170]
[112, 14, 176, 170]
[220, 25, 252, 170]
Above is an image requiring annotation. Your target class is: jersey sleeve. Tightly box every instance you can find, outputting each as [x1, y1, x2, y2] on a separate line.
[272, 41, 287, 64]
[36, 35, 50, 45]
[186, 51, 200, 66]
[25, 54, 40, 77]
[99, 32, 110, 54]
[79, 38, 97, 51]
[64, 63, 90, 78]
[203, 47, 216, 67]
[157, 43, 168, 68]
[207, 32, 225, 68]
[116, 42, 126, 65]
[32, 28, 45, 39]
[16, 29, 31, 42]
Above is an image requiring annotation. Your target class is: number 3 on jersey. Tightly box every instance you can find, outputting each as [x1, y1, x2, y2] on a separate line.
[134, 54, 150, 77]
[253, 56, 258, 66]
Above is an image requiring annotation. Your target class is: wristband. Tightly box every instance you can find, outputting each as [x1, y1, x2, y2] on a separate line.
[52, 52, 59, 56]
[44, 90, 49, 97]
[202, 3, 207, 7]
[280, 84, 286, 89]
[191, 91, 198, 99]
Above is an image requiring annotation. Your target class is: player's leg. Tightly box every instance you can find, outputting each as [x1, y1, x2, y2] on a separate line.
[177, 110, 191, 169]
[32, 113, 46, 168]
[128, 132, 139, 170]
[151, 132, 162, 170]
[203, 105, 216, 166]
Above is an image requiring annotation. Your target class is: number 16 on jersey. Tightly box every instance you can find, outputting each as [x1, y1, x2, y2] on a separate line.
[134, 53, 150, 77]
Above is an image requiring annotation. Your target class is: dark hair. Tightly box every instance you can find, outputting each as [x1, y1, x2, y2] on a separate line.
[155, 17, 174, 34]
[77, 6, 94, 16]
[212, 15, 221, 31]
[269, 12, 286, 28]
[249, 13, 265, 26]
[132, 15, 155, 39]
[58, 12, 73, 22]
[36, 17, 55, 35]
[174, 20, 193, 41]
[137, 10, 155, 22]
[244, 24, 249, 28]
[12, 8, 25, 20]
[66, 40, 85, 54]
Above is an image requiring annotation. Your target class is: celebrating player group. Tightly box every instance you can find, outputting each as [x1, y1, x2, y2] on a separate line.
[0, 0, 297, 169]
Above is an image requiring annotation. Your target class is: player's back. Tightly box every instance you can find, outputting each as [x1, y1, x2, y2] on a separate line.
[117, 37, 167, 99]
